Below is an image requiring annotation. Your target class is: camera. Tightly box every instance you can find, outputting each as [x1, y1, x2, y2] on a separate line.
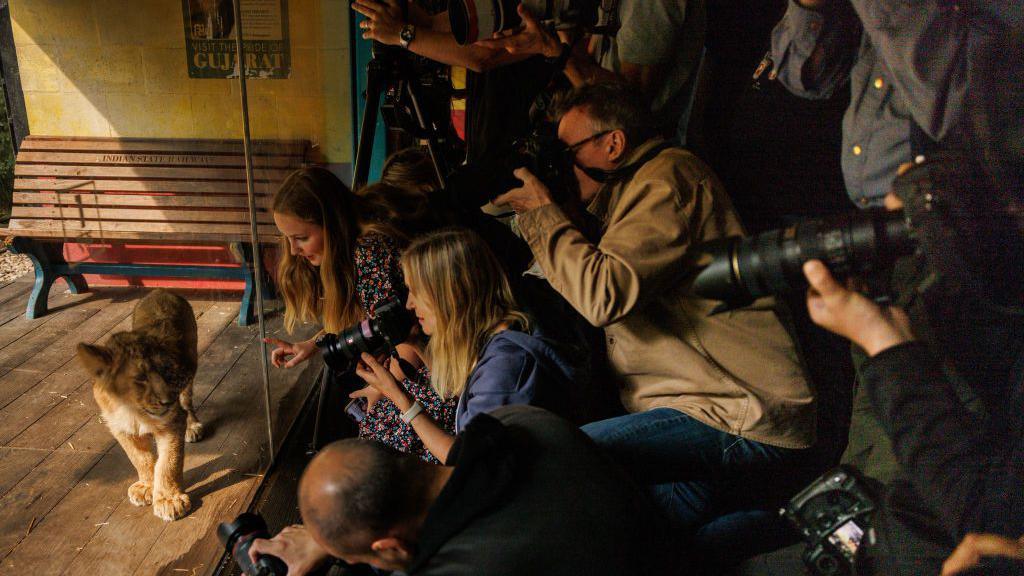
[689, 210, 916, 306]
[447, 120, 579, 209]
[449, 0, 602, 44]
[783, 467, 877, 576]
[218, 513, 287, 576]
[314, 299, 416, 372]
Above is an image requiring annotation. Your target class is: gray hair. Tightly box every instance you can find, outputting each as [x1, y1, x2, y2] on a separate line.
[554, 82, 657, 148]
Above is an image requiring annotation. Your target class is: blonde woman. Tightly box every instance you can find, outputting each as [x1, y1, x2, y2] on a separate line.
[354, 228, 580, 462]
[266, 166, 455, 462]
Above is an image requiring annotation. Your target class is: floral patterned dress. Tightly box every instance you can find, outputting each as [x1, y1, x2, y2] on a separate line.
[352, 233, 456, 463]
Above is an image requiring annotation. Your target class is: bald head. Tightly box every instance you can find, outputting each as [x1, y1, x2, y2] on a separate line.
[299, 439, 432, 555]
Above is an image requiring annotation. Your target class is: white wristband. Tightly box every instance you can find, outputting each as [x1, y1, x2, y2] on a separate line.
[400, 400, 424, 425]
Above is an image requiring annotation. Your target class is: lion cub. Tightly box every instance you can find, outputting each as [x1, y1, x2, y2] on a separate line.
[77, 289, 203, 521]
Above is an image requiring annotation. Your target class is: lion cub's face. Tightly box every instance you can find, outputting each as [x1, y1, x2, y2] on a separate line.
[77, 333, 181, 418]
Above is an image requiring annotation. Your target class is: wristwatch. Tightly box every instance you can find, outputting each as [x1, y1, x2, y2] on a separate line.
[399, 24, 417, 49]
[401, 400, 424, 424]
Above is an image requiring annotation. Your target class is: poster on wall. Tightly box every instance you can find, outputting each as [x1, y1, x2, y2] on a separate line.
[182, 0, 291, 79]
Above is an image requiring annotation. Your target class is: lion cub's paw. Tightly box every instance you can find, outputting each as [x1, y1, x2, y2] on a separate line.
[128, 481, 153, 506]
[153, 492, 191, 521]
[185, 421, 204, 443]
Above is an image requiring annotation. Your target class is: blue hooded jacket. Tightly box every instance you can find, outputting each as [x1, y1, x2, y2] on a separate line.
[454, 329, 585, 433]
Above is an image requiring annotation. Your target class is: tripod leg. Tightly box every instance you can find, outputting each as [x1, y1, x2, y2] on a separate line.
[404, 80, 449, 189]
[354, 61, 386, 190]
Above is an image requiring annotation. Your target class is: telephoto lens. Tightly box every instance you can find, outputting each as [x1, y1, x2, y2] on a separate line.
[690, 210, 916, 305]
[217, 513, 288, 576]
[449, 0, 601, 44]
[314, 299, 416, 372]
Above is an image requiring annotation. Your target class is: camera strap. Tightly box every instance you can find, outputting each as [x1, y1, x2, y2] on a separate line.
[575, 141, 673, 184]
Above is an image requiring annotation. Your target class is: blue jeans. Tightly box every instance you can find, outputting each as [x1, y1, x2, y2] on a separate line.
[582, 408, 815, 538]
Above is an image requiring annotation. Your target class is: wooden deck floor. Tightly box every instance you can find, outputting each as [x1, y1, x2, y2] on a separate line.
[0, 278, 319, 576]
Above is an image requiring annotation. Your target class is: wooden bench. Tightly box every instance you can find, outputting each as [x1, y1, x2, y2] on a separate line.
[7, 136, 308, 326]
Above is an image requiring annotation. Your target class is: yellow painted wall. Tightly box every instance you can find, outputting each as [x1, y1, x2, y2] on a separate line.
[10, 0, 353, 164]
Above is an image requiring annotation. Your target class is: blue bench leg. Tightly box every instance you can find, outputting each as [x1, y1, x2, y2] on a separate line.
[26, 262, 57, 320]
[231, 242, 274, 327]
[10, 238, 56, 319]
[62, 272, 89, 295]
[10, 239, 91, 319]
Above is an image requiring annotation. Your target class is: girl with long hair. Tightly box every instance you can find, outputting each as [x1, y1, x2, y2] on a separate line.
[266, 166, 455, 462]
[354, 228, 581, 462]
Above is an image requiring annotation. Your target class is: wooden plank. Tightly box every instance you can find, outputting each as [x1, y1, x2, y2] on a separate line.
[15, 178, 278, 195]
[4, 229, 281, 243]
[15, 164, 294, 182]
[12, 207, 274, 224]
[0, 450, 140, 576]
[16, 151, 301, 169]
[0, 293, 98, 367]
[0, 448, 48, 497]
[20, 136, 308, 156]
[0, 450, 106, 559]
[13, 192, 269, 210]
[7, 219, 279, 238]
[0, 281, 34, 317]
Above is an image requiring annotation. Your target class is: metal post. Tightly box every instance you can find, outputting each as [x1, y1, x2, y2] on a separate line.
[232, 0, 276, 467]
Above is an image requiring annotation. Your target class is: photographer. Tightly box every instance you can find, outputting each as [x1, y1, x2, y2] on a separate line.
[769, 1, 1024, 488]
[352, 228, 582, 462]
[797, 156, 1024, 575]
[495, 82, 818, 538]
[250, 406, 676, 575]
[480, 0, 705, 143]
[265, 167, 456, 462]
[352, 0, 557, 165]
[770, 0, 1022, 206]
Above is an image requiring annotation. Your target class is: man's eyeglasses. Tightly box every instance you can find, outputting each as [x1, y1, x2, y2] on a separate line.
[565, 130, 612, 155]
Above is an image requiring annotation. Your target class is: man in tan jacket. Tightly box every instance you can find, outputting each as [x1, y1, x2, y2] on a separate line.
[494, 83, 818, 540]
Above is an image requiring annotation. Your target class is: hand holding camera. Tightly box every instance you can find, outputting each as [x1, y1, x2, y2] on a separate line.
[492, 167, 555, 213]
[247, 524, 331, 576]
[478, 3, 564, 58]
[354, 352, 415, 412]
[803, 260, 915, 357]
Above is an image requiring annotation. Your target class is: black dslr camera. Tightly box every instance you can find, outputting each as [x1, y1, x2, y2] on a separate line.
[446, 121, 579, 210]
[314, 299, 416, 372]
[689, 210, 917, 308]
[783, 467, 877, 576]
[218, 513, 287, 576]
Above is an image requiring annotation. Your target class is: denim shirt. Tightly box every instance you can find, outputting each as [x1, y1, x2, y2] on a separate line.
[770, 0, 977, 207]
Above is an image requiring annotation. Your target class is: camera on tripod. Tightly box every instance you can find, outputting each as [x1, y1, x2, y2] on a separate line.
[314, 299, 416, 372]
[688, 210, 917, 307]
[449, 0, 604, 44]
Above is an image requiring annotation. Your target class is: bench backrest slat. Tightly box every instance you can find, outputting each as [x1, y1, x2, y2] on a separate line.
[10, 136, 307, 244]
[19, 136, 307, 156]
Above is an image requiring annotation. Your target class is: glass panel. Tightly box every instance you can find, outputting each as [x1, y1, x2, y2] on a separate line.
[0, 1, 333, 572]
[238, 0, 354, 457]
